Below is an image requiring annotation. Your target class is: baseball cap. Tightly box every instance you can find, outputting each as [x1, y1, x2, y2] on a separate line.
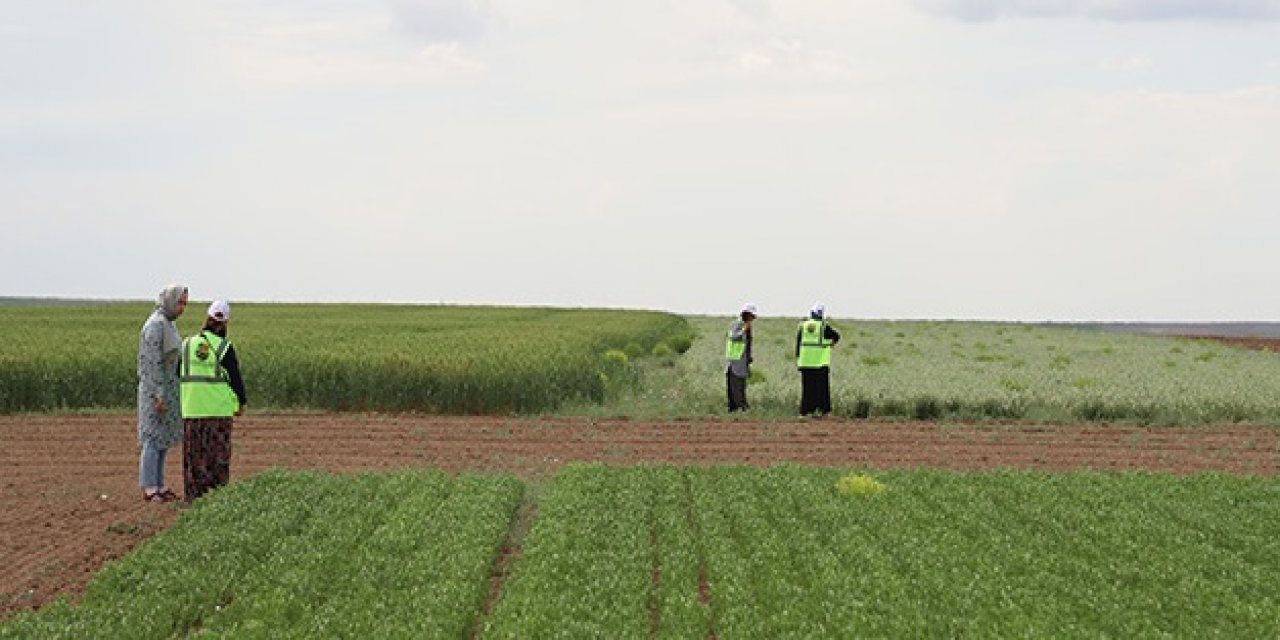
[741, 303, 758, 316]
[207, 300, 231, 322]
[810, 302, 825, 318]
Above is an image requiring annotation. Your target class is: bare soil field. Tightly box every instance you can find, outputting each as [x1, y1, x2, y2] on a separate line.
[1200, 336, 1280, 353]
[3, 413, 1278, 619]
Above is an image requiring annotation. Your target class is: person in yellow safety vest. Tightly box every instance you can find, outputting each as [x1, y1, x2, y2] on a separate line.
[725, 303, 757, 412]
[180, 300, 247, 502]
[795, 302, 840, 416]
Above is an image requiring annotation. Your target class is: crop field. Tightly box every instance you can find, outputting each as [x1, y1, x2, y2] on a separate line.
[0, 303, 691, 414]
[1, 469, 524, 638]
[640, 316, 1280, 425]
[5, 464, 1277, 638]
[3, 302, 1279, 637]
[5, 302, 1280, 425]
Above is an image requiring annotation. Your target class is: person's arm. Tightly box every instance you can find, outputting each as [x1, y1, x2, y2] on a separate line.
[825, 324, 841, 345]
[222, 345, 248, 409]
[139, 321, 164, 413]
[795, 326, 802, 358]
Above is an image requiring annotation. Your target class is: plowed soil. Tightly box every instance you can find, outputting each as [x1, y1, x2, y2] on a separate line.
[3, 413, 1278, 619]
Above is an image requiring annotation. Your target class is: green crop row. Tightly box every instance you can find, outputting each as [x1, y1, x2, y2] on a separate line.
[491, 465, 1280, 637]
[0, 303, 692, 414]
[691, 465, 1280, 637]
[653, 316, 1280, 425]
[0, 469, 523, 639]
[481, 465, 710, 638]
[5, 466, 1278, 638]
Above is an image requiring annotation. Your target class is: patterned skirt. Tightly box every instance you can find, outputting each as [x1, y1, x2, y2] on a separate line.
[183, 417, 234, 501]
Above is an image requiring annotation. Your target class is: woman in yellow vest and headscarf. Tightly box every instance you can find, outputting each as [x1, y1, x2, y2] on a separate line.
[180, 300, 247, 501]
[796, 302, 840, 416]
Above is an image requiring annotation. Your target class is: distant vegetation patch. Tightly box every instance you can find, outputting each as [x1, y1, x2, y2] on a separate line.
[649, 317, 1280, 425]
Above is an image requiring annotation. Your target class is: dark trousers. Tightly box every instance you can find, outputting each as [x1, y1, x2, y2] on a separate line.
[727, 372, 749, 412]
[799, 367, 831, 416]
[183, 418, 233, 501]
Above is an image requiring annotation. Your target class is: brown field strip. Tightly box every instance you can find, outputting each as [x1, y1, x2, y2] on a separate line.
[2, 413, 1277, 619]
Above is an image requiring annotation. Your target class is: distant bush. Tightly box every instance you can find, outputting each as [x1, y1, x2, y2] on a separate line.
[623, 342, 645, 359]
[665, 334, 693, 354]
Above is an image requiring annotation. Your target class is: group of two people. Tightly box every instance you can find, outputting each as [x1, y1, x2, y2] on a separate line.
[137, 285, 248, 503]
[725, 302, 841, 416]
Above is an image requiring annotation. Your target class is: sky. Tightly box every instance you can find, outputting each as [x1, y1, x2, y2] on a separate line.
[2, 0, 1278, 321]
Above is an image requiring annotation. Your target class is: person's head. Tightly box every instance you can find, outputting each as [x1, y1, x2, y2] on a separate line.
[740, 302, 758, 322]
[809, 302, 825, 320]
[203, 300, 231, 334]
[157, 284, 188, 320]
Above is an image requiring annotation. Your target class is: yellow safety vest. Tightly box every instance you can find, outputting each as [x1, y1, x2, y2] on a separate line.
[797, 319, 833, 368]
[180, 331, 239, 418]
[725, 325, 747, 360]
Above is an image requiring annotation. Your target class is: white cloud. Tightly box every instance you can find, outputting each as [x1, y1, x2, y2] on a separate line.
[728, 0, 773, 20]
[735, 38, 856, 77]
[1099, 54, 1153, 72]
[739, 51, 773, 71]
[389, 0, 501, 44]
[416, 42, 488, 72]
[914, 0, 1280, 22]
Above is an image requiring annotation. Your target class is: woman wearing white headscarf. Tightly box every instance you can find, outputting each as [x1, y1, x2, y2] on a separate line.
[795, 302, 841, 416]
[138, 284, 188, 502]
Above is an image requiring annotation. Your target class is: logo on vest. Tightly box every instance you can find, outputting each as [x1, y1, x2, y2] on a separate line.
[196, 341, 212, 361]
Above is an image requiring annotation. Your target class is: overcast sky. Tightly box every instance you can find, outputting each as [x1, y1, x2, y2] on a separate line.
[2, 1, 1278, 320]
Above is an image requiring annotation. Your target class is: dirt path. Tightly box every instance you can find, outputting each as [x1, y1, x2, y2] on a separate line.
[2, 413, 1278, 619]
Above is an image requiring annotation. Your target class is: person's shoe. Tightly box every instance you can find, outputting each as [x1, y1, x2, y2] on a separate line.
[158, 489, 179, 502]
[142, 491, 166, 503]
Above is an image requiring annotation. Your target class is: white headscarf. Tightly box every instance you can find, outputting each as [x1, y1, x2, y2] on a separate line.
[155, 284, 187, 354]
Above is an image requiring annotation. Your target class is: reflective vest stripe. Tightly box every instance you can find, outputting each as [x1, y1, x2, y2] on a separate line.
[182, 335, 230, 380]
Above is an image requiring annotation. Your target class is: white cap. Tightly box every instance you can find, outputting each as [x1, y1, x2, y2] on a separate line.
[207, 300, 231, 322]
[741, 303, 758, 316]
[810, 302, 825, 318]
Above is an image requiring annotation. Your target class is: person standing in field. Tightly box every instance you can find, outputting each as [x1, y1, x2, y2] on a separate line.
[138, 284, 188, 503]
[796, 302, 840, 416]
[725, 303, 757, 412]
[180, 300, 247, 502]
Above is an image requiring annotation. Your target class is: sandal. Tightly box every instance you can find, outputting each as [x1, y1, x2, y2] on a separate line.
[143, 491, 167, 503]
[158, 489, 180, 502]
